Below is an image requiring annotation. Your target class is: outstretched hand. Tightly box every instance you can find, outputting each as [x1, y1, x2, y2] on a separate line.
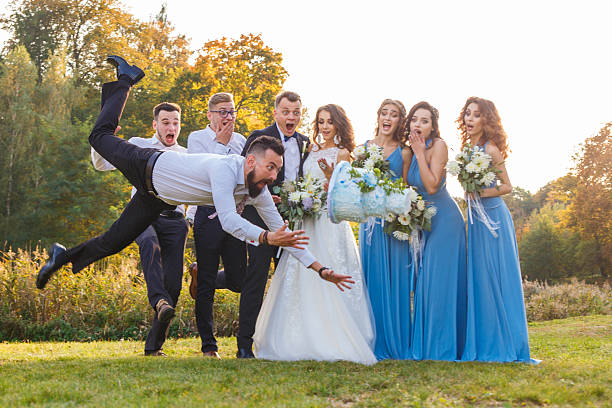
[268, 222, 309, 249]
[321, 268, 355, 291]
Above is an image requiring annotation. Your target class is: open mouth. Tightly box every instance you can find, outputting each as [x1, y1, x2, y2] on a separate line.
[382, 123, 391, 131]
[466, 125, 474, 132]
[414, 129, 422, 136]
[164, 134, 175, 143]
[285, 123, 295, 133]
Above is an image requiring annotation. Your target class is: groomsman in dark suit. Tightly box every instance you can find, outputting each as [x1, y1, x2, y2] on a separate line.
[237, 91, 310, 358]
[186, 92, 247, 359]
[90, 101, 190, 357]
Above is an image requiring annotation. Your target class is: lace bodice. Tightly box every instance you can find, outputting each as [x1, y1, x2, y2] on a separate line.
[303, 147, 339, 182]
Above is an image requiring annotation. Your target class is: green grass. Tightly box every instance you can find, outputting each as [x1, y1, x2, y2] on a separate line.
[1, 315, 610, 407]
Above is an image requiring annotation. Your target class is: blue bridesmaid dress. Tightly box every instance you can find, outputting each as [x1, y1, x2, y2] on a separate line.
[407, 141, 467, 360]
[461, 142, 535, 363]
[359, 145, 412, 360]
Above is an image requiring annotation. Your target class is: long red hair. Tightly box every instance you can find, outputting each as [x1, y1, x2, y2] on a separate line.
[456, 97, 509, 159]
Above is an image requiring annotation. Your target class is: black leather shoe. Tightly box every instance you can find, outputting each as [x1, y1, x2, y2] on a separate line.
[36, 243, 67, 289]
[236, 348, 255, 359]
[155, 299, 175, 323]
[106, 55, 145, 86]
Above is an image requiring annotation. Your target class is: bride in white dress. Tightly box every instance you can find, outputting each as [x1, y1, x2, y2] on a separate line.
[254, 104, 377, 365]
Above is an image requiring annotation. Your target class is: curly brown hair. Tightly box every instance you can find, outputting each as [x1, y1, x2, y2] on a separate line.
[456, 97, 509, 159]
[312, 104, 356, 152]
[374, 99, 407, 145]
[402, 101, 442, 150]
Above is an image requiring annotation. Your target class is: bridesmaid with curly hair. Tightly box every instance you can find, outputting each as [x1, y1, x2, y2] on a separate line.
[458, 97, 536, 363]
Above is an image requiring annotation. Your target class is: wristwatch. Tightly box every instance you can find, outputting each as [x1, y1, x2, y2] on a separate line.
[317, 266, 330, 278]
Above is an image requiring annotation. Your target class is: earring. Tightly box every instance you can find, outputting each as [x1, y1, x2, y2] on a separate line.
[317, 133, 322, 144]
[334, 134, 340, 145]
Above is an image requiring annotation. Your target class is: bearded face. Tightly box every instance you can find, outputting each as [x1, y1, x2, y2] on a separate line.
[246, 167, 274, 198]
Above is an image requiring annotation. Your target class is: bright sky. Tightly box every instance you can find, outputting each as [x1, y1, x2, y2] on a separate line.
[2, 0, 611, 195]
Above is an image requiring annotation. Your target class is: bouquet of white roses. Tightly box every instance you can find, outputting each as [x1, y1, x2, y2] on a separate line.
[383, 193, 436, 241]
[352, 144, 391, 175]
[447, 143, 500, 236]
[273, 174, 327, 230]
[446, 143, 498, 193]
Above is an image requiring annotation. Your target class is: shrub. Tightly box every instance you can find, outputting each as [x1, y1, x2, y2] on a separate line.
[523, 278, 612, 321]
[0, 246, 239, 341]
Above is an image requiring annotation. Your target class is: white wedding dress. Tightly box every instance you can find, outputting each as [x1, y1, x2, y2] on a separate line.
[253, 147, 377, 365]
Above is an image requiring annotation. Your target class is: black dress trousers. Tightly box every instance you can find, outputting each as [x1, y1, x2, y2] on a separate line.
[63, 80, 175, 273]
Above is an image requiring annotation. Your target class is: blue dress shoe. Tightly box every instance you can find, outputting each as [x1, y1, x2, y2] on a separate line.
[36, 243, 67, 289]
[236, 348, 255, 359]
[106, 55, 145, 86]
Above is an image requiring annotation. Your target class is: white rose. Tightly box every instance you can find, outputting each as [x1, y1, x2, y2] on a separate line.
[369, 150, 383, 162]
[417, 199, 425, 211]
[465, 162, 478, 173]
[354, 145, 365, 157]
[364, 158, 376, 170]
[405, 188, 418, 203]
[288, 191, 302, 203]
[424, 206, 437, 219]
[398, 214, 411, 225]
[481, 172, 496, 185]
[447, 161, 460, 175]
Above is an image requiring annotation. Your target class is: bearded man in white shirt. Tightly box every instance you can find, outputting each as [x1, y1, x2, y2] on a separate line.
[91, 101, 189, 357]
[36, 57, 353, 333]
[185, 92, 247, 359]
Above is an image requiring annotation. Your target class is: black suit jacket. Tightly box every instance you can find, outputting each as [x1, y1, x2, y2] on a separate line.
[241, 123, 310, 191]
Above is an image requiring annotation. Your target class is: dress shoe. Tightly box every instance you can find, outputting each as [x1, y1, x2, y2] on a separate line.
[188, 262, 197, 300]
[144, 350, 166, 356]
[106, 55, 145, 86]
[155, 298, 175, 323]
[236, 348, 255, 359]
[36, 243, 67, 289]
[203, 351, 221, 359]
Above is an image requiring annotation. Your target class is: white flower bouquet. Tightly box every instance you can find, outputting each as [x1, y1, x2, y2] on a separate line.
[382, 182, 436, 242]
[273, 174, 326, 230]
[447, 143, 498, 193]
[447, 143, 500, 236]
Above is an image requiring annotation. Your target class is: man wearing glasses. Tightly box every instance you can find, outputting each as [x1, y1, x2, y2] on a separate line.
[237, 91, 310, 358]
[186, 93, 247, 359]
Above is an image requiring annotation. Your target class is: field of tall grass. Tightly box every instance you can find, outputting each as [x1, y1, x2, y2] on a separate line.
[0, 246, 610, 341]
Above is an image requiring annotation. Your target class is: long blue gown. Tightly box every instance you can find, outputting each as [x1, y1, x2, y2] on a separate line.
[359, 145, 412, 360]
[461, 143, 535, 363]
[407, 142, 467, 360]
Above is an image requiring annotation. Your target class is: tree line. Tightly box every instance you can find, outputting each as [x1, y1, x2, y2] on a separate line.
[0, 0, 287, 248]
[0, 0, 610, 283]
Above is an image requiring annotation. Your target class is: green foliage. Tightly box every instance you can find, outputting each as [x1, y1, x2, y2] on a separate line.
[0, 316, 611, 407]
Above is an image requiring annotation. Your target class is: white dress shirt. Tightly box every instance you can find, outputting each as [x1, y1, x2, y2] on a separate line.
[277, 123, 300, 182]
[151, 152, 316, 267]
[185, 125, 246, 220]
[91, 135, 187, 215]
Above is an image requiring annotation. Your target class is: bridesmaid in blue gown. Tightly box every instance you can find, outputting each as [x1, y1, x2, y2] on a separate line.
[404, 101, 467, 361]
[457, 97, 535, 363]
[359, 99, 412, 360]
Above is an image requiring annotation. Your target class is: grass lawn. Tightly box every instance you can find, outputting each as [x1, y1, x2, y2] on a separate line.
[0, 315, 610, 407]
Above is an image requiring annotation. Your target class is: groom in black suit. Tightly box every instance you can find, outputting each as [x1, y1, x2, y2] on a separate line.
[237, 91, 310, 358]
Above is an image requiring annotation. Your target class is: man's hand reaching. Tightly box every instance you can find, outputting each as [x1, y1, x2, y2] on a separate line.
[267, 222, 309, 249]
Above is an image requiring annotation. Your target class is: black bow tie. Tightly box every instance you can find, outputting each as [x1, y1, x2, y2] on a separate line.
[284, 134, 295, 142]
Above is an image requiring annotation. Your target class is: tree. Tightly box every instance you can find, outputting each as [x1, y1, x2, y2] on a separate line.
[0, 46, 37, 224]
[568, 123, 612, 277]
[185, 34, 288, 135]
[502, 186, 537, 239]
